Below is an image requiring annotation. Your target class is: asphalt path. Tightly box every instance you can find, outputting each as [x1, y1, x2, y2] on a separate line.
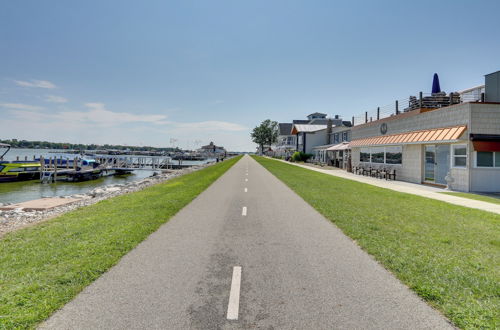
[41, 155, 453, 329]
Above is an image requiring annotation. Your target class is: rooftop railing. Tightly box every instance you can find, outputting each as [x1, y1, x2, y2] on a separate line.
[352, 89, 486, 126]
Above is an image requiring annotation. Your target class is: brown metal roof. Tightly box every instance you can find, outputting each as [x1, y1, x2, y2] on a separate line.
[350, 125, 467, 147]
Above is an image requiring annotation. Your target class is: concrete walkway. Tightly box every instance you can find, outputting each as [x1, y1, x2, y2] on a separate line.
[41, 155, 452, 329]
[0, 197, 81, 211]
[279, 159, 500, 215]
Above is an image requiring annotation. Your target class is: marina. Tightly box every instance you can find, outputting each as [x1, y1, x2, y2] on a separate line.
[0, 148, 215, 204]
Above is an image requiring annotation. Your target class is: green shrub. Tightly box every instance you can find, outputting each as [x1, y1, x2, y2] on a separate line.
[303, 153, 313, 161]
[291, 151, 312, 162]
[291, 151, 301, 162]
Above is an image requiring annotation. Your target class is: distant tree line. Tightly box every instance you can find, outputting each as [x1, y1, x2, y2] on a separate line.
[0, 139, 180, 152]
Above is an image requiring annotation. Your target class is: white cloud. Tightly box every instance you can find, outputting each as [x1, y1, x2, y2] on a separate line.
[0, 103, 44, 110]
[2, 103, 253, 150]
[6, 102, 168, 127]
[45, 95, 68, 103]
[175, 120, 247, 131]
[14, 79, 57, 89]
[78, 103, 169, 125]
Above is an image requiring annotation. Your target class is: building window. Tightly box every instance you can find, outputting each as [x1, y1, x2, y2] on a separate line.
[476, 151, 500, 167]
[360, 146, 403, 165]
[385, 146, 402, 164]
[370, 147, 385, 163]
[298, 135, 303, 145]
[452, 144, 467, 168]
[334, 133, 339, 143]
[342, 132, 348, 141]
[360, 147, 370, 162]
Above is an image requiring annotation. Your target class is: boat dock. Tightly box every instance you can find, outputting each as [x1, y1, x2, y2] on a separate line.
[38, 154, 199, 183]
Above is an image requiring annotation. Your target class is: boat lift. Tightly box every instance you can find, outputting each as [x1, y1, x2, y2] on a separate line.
[38, 154, 186, 183]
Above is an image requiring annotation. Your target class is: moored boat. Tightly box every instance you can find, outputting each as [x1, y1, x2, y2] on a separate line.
[0, 143, 41, 182]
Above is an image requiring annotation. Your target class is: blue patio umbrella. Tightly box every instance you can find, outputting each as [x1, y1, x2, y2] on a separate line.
[432, 73, 441, 94]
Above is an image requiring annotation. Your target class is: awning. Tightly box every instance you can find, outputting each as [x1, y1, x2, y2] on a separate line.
[327, 142, 350, 151]
[470, 134, 500, 152]
[350, 125, 467, 147]
[312, 144, 335, 150]
[291, 124, 327, 135]
[473, 141, 500, 152]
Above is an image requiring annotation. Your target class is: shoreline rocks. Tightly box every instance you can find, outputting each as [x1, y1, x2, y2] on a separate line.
[0, 163, 213, 237]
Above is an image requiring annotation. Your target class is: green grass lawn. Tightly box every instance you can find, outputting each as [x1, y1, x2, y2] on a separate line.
[442, 192, 500, 205]
[0, 156, 241, 329]
[254, 156, 499, 329]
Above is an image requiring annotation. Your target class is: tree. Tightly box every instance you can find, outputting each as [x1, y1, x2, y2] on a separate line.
[251, 119, 278, 154]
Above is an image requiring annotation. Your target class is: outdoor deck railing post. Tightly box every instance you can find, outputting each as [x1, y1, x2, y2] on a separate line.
[481, 92, 485, 102]
[352, 116, 354, 126]
[395, 100, 399, 115]
[40, 156, 44, 182]
[54, 158, 57, 183]
[377, 107, 380, 120]
[419, 91, 423, 108]
[365, 111, 368, 123]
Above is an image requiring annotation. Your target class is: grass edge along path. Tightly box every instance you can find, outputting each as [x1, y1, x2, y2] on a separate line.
[441, 191, 500, 205]
[0, 156, 241, 329]
[253, 156, 499, 329]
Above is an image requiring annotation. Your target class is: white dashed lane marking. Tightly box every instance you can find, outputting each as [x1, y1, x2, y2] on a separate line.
[227, 266, 242, 320]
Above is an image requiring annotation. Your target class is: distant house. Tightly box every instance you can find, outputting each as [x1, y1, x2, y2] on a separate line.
[198, 142, 226, 155]
[290, 114, 351, 160]
[291, 124, 328, 154]
[273, 123, 296, 157]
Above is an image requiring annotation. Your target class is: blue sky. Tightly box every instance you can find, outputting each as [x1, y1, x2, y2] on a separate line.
[1, 0, 499, 151]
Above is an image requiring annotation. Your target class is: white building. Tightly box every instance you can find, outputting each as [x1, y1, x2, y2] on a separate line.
[198, 142, 226, 156]
[273, 123, 296, 158]
[350, 70, 500, 192]
[291, 124, 328, 154]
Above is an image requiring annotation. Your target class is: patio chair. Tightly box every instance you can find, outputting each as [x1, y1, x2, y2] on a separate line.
[362, 166, 370, 176]
[387, 168, 396, 180]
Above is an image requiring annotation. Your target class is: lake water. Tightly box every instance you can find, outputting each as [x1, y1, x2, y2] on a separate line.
[0, 148, 213, 204]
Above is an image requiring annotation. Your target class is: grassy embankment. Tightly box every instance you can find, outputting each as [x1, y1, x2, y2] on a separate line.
[0, 156, 241, 329]
[441, 192, 500, 205]
[254, 156, 499, 329]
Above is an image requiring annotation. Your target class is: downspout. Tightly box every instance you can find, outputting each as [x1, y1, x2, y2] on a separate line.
[468, 103, 472, 192]
[326, 118, 333, 144]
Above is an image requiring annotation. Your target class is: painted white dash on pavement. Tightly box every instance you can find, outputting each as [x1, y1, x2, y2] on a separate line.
[242, 207, 247, 216]
[227, 266, 242, 320]
[244, 188, 248, 193]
